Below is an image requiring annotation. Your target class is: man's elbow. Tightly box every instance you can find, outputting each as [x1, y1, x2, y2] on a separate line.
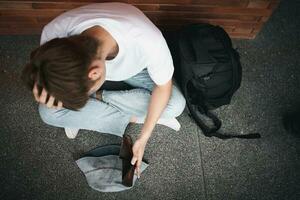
[158, 79, 172, 88]
[155, 79, 173, 94]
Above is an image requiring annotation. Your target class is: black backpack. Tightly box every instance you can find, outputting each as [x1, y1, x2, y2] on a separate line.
[167, 23, 260, 139]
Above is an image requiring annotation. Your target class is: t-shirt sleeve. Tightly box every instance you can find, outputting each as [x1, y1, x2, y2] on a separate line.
[145, 34, 174, 86]
[40, 18, 67, 45]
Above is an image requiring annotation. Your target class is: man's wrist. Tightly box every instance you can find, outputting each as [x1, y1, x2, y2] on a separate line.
[138, 131, 151, 143]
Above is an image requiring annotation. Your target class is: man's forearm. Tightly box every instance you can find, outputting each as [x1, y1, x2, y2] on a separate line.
[139, 79, 173, 142]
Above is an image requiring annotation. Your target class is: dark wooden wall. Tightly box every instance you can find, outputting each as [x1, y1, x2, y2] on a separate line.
[0, 0, 280, 39]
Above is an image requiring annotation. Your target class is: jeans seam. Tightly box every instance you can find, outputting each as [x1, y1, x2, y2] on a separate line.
[102, 91, 126, 114]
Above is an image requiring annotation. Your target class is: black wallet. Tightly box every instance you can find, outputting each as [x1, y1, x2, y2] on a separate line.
[119, 134, 135, 187]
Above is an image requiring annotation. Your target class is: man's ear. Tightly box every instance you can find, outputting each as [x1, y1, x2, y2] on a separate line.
[88, 60, 104, 80]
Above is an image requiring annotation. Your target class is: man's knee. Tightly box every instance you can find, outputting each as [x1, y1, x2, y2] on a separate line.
[168, 86, 186, 117]
[38, 104, 64, 126]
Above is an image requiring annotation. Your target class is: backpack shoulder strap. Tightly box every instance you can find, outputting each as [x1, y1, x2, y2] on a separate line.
[187, 101, 261, 139]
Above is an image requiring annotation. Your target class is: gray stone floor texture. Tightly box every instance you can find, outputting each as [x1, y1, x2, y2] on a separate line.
[0, 0, 299, 200]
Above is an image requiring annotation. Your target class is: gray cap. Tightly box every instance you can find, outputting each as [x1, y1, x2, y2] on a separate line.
[76, 144, 149, 192]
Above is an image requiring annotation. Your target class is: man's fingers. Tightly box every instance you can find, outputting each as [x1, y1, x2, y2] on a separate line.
[133, 158, 142, 178]
[57, 101, 63, 109]
[136, 159, 142, 178]
[46, 95, 55, 108]
[131, 156, 137, 166]
[32, 83, 39, 102]
[131, 156, 141, 178]
[39, 88, 48, 104]
[32, 84, 60, 109]
[32, 83, 63, 109]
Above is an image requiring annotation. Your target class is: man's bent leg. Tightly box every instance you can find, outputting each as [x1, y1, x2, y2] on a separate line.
[101, 84, 186, 120]
[38, 98, 131, 137]
[120, 68, 186, 118]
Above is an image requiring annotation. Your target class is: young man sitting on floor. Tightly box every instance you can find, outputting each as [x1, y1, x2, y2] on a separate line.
[21, 2, 186, 178]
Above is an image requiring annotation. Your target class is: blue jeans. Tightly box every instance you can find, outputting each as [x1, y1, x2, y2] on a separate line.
[38, 69, 186, 137]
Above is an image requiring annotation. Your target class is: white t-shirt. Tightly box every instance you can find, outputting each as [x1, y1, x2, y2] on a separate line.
[40, 2, 174, 85]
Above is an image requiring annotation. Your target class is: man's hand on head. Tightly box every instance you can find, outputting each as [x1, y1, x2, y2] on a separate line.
[32, 82, 63, 109]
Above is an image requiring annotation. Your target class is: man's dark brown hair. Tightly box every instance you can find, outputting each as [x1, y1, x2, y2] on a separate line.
[21, 35, 101, 111]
